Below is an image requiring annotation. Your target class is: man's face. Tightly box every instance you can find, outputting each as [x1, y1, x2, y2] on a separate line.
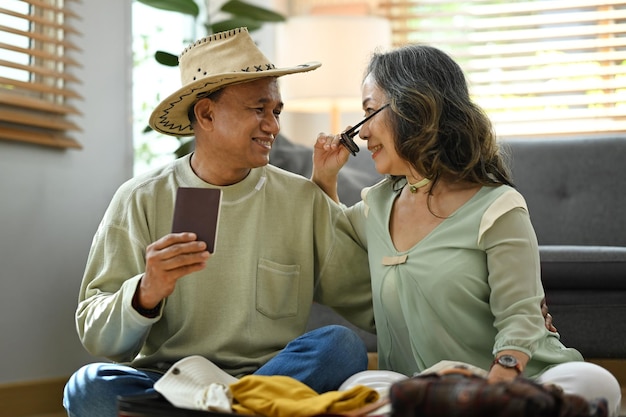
[205, 77, 283, 170]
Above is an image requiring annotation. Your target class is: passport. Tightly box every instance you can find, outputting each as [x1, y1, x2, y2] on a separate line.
[171, 187, 222, 253]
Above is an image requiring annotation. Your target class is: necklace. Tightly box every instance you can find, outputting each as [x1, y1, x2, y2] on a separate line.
[408, 177, 431, 193]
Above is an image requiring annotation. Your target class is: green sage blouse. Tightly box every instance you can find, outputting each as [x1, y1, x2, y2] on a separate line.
[346, 181, 583, 378]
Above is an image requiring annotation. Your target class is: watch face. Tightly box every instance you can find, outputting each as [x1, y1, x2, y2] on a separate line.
[498, 355, 518, 367]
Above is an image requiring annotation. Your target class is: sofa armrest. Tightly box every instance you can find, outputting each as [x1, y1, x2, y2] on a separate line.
[540, 245, 626, 290]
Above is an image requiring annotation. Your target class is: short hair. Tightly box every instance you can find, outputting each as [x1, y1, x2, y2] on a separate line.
[187, 88, 226, 128]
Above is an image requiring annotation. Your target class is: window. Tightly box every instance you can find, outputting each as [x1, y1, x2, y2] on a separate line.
[132, 2, 194, 175]
[379, 0, 626, 138]
[0, 0, 82, 149]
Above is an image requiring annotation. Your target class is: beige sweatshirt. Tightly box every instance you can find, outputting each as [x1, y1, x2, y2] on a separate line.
[76, 154, 374, 376]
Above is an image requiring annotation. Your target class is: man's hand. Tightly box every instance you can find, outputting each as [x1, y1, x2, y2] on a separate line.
[541, 297, 557, 333]
[135, 232, 210, 311]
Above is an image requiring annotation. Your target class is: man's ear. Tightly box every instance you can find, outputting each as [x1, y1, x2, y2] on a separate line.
[193, 98, 213, 130]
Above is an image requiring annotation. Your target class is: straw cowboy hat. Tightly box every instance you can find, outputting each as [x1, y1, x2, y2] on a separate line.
[149, 27, 321, 136]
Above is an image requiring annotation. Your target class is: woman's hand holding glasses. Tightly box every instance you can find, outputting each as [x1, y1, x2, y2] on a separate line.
[339, 103, 389, 156]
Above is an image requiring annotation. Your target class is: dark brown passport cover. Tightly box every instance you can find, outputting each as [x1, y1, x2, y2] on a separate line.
[171, 187, 222, 253]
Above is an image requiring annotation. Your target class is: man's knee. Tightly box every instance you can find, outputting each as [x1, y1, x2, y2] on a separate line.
[63, 362, 158, 417]
[313, 325, 368, 369]
[64, 363, 104, 403]
[64, 363, 110, 417]
[317, 324, 367, 349]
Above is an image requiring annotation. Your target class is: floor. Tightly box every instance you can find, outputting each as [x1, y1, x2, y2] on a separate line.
[29, 414, 65, 417]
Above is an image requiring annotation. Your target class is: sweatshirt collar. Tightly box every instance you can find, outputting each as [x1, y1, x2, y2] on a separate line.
[175, 153, 266, 202]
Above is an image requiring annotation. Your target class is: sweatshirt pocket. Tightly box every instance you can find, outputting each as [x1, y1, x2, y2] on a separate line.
[256, 258, 300, 319]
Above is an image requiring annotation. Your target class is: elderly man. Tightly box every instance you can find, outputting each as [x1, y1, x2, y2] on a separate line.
[63, 28, 374, 417]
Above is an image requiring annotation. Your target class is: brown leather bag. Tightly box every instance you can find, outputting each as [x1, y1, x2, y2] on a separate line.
[389, 368, 608, 417]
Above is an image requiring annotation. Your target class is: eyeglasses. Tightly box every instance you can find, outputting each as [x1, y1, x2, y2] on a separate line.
[339, 104, 389, 156]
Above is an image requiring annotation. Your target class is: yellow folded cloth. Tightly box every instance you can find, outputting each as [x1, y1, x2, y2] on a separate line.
[230, 375, 380, 417]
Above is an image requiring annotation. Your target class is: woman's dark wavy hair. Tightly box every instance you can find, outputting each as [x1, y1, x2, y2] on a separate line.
[366, 44, 513, 190]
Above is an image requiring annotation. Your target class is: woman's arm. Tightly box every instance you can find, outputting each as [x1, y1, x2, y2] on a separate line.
[479, 192, 545, 382]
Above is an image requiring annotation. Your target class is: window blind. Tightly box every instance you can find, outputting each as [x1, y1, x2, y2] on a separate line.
[379, 0, 626, 138]
[0, 0, 82, 149]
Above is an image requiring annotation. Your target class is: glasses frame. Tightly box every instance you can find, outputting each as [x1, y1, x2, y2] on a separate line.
[339, 104, 390, 156]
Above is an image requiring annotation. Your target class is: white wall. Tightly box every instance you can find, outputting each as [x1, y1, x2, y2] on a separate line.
[0, 0, 133, 383]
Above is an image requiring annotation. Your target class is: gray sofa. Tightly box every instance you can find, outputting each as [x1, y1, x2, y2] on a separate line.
[501, 135, 626, 360]
[270, 134, 626, 360]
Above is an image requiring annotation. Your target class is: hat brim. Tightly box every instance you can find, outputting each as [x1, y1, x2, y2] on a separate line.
[149, 62, 321, 137]
[153, 355, 238, 409]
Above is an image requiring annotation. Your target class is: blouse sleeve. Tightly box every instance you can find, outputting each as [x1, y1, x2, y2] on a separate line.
[478, 189, 548, 357]
[342, 185, 376, 250]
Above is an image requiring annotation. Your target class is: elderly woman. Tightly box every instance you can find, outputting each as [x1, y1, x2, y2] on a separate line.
[312, 43, 622, 416]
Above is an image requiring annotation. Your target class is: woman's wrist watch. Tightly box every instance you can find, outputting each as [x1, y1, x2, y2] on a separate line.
[492, 354, 523, 374]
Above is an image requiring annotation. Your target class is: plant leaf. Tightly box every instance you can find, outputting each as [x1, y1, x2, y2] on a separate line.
[174, 138, 195, 158]
[155, 51, 179, 67]
[210, 18, 262, 34]
[136, 0, 199, 17]
[220, 0, 285, 22]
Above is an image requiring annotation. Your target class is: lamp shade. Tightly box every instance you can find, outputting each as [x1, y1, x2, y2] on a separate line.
[275, 15, 391, 114]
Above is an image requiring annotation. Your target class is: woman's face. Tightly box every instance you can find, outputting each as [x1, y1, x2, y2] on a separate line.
[360, 74, 412, 177]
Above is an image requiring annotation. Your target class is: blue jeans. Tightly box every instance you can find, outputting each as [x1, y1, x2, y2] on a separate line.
[63, 325, 368, 417]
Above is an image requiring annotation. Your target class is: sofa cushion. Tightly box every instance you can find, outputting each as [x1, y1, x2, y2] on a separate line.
[545, 299, 626, 358]
[540, 246, 626, 290]
[501, 136, 626, 247]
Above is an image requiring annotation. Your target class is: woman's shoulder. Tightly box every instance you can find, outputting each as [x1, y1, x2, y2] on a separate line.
[481, 184, 528, 210]
[360, 177, 395, 205]
[476, 185, 530, 240]
[362, 177, 395, 199]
